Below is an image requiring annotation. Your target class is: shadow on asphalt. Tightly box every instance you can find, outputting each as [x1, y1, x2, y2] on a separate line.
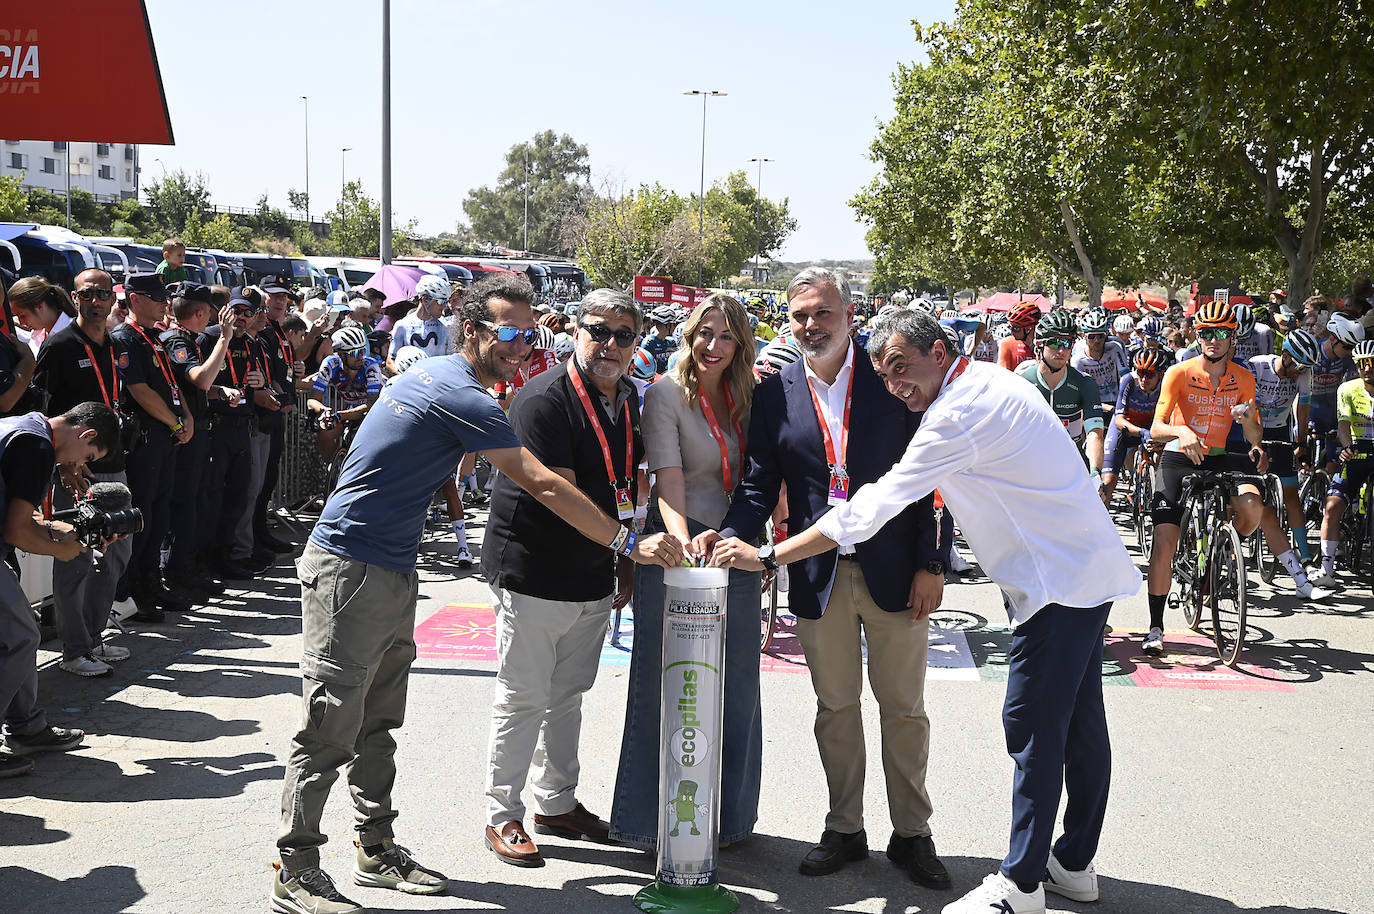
[0, 749, 283, 804]
[0, 864, 144, 912]
[0, 812, 68, 846]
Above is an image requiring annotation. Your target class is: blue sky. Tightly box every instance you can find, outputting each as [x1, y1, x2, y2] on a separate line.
[142, 0, 953, 260]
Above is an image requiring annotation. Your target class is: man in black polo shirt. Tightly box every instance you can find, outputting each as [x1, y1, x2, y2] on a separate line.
[161, 284, 235, 598]
[240, 292, 282, 572]
[111, 273, 193, 617]
[250, 275, 296, 556]
[480, 288, 644, 866]
[33, 268, 148, 664]
[199, 291, 265, 580]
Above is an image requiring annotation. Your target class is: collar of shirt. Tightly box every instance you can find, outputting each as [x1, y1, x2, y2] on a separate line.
[803, 340, 856, 553]
[572, 359, 633, 417]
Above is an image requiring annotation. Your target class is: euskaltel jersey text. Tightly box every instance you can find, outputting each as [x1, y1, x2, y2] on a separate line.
[1154, 358, 1257, 454]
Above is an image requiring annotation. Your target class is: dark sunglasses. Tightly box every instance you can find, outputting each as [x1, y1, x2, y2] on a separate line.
[479, 321, 539, 345]
[1041, 338, 1073, 350]
[580, 322, 639, 347]
[1137, 369, 1160, 378]
[1084, 333, 1106, 342]
[233, 305, 264, 318]
[75, 288, 115, 302]
[1198, 328, 1233, 341]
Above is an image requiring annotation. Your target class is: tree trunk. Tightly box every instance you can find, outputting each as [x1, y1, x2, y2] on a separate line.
[1059, 200, 1101, 307]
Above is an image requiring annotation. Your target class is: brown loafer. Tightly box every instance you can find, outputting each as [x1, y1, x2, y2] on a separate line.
[532, 802, 612, 843]
[485, 820, 543, 867]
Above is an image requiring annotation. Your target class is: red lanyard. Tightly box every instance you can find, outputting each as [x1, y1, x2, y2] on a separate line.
[127, 322, 180, 395]
[568, 365, 633, 488]
[931, 356, 969, 546]
[806, 365, 854, 477]
[699, 385, 745, 494]
[81, 341, 118, 409]
[943, 355, 970, 394]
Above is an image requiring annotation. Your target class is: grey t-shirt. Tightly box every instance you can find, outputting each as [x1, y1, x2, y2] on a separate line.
[642, 374, 747, 529]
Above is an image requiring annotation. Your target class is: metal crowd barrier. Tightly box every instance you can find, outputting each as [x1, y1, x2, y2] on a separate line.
[272, 390, 329, 519]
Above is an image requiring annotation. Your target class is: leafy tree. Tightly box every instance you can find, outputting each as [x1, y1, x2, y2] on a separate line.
[463, 131, 591, 255]
[181, 210, 252, 252]
[325, 180, 417, 258]
[564, 180, 700, 290]
[0, 175, 28, 222]
[1093, 0, 1374, 303]
[688, 171, 798, 287]
[287, 189, 310, 216]
[144, 170, 212, 238]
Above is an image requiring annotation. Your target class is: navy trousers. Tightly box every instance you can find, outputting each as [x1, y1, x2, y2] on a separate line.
[1000, 601, 1111, 886]
[164, 424, 209, 578]
[125, 429, 176, 591]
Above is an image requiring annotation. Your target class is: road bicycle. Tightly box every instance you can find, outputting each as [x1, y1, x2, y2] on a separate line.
[1334, 447, 1373, 581]
[1129, 446, 1157, 555]
[1169, 469, 1265, 666]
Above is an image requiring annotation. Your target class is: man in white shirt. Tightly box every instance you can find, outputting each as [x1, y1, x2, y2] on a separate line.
[712, 308, 1141, 914]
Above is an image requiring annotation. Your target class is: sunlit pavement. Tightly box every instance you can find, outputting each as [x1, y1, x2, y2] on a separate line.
[3, 506, 1369, 913]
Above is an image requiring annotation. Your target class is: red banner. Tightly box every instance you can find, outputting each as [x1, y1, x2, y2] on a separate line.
[1, 2, 174, 144]
[670, 284, 693, 307]
[632, 275, 671, 304]
[693, 287, 711, 305]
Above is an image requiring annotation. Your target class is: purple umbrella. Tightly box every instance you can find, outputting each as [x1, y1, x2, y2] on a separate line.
[359, 264, 427, 305]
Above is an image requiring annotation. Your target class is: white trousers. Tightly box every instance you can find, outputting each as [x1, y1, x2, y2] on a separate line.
[484, 585, 612, 827]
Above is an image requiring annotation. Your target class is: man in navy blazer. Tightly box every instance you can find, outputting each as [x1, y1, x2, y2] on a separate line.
[696, 268, 953, 889]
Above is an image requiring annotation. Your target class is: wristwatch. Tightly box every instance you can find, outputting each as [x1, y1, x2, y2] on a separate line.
[757, 543, 778, 571]
[926, 560, 946, 576]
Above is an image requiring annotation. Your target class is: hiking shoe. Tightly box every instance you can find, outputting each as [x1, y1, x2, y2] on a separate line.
[941, 873, 1044, 914]
[3, 726, 85, 756]
[353, 839, 448, 895]
[59, 653, 113, 677]
[456, 547, 474, 569]
[1142, 627, 1165, 656]
[1045, 855, 1098, 902]
[91, 643, 130, 663]
[0, 755, 34, 779]
[271, 863, 364, 914]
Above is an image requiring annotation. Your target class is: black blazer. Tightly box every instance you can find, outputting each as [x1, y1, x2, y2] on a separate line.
[719, 347, 947, 619]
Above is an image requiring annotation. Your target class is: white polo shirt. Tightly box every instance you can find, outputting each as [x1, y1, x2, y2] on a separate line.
[816, 358, 1141, 625]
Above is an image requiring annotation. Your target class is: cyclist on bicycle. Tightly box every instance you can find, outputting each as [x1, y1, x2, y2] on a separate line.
[1017, 309, 1107, 495]
[998, 301, 1040, 370]
[1248, 329, 1319, 566]
[1144, 301, 1268, 656]
[1311, 339, 1374, 586]
[1072, 306, 1130, 415]
[308, 325, 384, 459]
[1101, 347, 1168, 504]
[1309, 313, 1363, 474]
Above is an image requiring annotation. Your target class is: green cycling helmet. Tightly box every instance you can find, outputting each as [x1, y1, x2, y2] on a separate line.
[1036, 309, 1079, 343]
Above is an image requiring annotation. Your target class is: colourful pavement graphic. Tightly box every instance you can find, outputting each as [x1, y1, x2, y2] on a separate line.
[414, 603, 1294, 692]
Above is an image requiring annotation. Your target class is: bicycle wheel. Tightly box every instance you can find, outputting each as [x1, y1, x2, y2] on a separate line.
[1208, 523, 1248, 666]
[1135, 463, 1155, 555]
[1175, 501, 1206, 630]
[759, 571, 779, 652]
[1299, 471, 1327, 525]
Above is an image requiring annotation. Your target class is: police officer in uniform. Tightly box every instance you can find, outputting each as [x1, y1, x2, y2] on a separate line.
[200, 290, 264, 581]
[251, 275, 297, 556]
[111, 273, 193, 616]
[161, 283, 235, 599]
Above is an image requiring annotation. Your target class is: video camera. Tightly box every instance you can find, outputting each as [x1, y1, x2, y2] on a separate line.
[52, 482, 144, 548]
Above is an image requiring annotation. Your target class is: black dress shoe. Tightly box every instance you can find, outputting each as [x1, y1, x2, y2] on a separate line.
[255, 530, 295, 554]
[152, 584, 193, 612]
[247, 550, 275, 572]
[130, 606, 166, 623]
[887, 832, 952, 889]
[215, 560, 256, 581]
[799, 828, 868, 876]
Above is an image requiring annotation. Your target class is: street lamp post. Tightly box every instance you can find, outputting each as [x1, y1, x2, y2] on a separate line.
[523, 147, 529, 252]
[341, 147, 353, 256]
[684, 89, 726, 288]
[747, 157, 774, 284]
[380, 0, 393, 263]
[300, 95, 310, 226]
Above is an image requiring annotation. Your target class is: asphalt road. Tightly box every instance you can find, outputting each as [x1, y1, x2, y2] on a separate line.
[2, 507, 1370, 914]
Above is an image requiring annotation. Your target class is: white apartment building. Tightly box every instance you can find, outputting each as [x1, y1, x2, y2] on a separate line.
[1, 140, 140, 202]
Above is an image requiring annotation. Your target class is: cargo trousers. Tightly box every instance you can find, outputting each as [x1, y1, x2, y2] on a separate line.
[276, 541, 419, 870]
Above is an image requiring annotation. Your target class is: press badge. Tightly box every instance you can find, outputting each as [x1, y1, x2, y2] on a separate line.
[827, 469, 850, 506]
[615, 487, 635, 520]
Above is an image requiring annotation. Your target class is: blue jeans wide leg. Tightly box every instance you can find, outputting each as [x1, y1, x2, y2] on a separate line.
[1000, 602, 1111, 886]
[610, 556, 763, 848]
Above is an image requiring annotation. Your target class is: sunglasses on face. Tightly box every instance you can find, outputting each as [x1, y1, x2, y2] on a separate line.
[580, 322, 638, 347]
[480, 321, 539, 346]
[1198, 328, 1233, 341]
[233, 306, 264, 318]
[75, 288, 114, 302]
[1041, 338, 1073, 350]
[1137, 369, 1159, 378]
[1085, 333, 1106, 342]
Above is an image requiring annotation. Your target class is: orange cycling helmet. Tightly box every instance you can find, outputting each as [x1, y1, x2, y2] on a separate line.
[1008, 302, 1043, 329]
[1193, 300, 1238, 331]
[1133, 348, 1170, 372]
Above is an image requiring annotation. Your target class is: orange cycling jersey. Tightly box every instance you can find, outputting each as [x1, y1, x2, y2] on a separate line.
[1154, 358, 1257, 452]
[998, 337, 1034, 371]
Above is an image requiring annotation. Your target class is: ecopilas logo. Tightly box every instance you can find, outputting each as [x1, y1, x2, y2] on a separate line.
[0, 29, 40, 94]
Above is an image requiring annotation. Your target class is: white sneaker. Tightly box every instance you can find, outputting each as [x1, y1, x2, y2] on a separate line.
[1046, 855, 1098, 902]
[456, 547, 474, 569]
[949, 548, 974, 574]
[1142, 627, 1165, 656]
[91, 643, 130, 663]
[1309, 568, 1338, 588]
[1292, 578, 1330, 601]
[59, 653, 112, 677]
[942, 873, 1045, 914]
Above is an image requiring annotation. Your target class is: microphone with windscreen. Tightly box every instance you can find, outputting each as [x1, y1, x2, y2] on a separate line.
[52, 482, 143, 548]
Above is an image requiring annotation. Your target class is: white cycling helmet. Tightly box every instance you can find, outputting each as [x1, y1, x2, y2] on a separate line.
[536, 324, 556, 351]
[331, 325, 369, 355]
[394, 345, 427, 373]
[553, 332, 575, 360]
[415, 274, 453, 306]
[1327, 313, 1366, 346]
[1112, 314, 1135, 334]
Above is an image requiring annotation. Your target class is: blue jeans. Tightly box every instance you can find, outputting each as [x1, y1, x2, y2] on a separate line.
[1000, 602, 1112, 886]
[609, 525, 763, 848]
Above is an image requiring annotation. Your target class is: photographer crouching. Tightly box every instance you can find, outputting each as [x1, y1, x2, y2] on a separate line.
[0, 402, 121, 777]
